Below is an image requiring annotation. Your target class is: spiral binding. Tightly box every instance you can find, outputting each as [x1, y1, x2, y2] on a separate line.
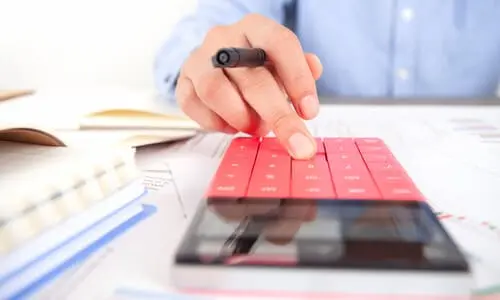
[0, 145, 139, 255]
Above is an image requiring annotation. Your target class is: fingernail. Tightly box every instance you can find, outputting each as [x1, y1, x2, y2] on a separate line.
[299, 95, 319, 119]
[287, 132, 316, 159]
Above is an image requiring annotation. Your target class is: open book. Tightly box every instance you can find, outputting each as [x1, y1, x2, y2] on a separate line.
[0, 88, 201, 147]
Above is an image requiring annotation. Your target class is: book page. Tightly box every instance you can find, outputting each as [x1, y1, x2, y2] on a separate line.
[54, 129, 197, 148]
[0, 88, 196, 130]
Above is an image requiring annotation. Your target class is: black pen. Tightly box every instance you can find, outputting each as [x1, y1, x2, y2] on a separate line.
[212, 47, 267, 68]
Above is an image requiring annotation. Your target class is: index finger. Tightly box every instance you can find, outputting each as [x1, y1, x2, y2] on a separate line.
[239, 14, 320, 120]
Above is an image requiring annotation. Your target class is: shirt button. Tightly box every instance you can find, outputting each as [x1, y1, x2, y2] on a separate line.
[401, 8, 414, 22]
[397, 68, 409, 80]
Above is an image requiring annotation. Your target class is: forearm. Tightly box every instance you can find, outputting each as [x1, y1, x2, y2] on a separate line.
[153, 0, 291, 102]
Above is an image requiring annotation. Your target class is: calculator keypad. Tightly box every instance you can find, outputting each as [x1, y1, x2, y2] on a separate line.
[207, 137, 425, 201]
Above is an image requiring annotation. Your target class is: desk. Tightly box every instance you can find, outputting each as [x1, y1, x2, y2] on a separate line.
[31, 98, 500, 299]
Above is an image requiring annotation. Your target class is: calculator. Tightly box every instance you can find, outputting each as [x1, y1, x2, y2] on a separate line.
[171, 137, 473, 297]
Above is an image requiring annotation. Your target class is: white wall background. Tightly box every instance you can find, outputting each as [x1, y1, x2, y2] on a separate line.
[0, 0, 198, 91]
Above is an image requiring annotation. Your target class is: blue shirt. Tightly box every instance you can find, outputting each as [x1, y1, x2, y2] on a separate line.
[154, 0, 500, 101]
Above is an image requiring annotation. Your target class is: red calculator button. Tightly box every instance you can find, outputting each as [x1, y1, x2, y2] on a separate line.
[207, 177, 247, 198]
[331, 169, 373, 185]
[208, 138, 258, 198]
[246, 152, 291, 199]
[315, 138, 325, 154]
[327, 152, 365, 164]
[361, 152, 396, 163]
[377, 182, 425, 201]
[334, 181, 381, 199]
[208, 157, 255, 198]
[327, 154, 367, 175]
[225, 137, 260, 157]
[291, 155, 335, 199]
[227, 137, 260, 148]
[372, 171, 425, 201]
[372, 173, 410, 185]
[260, 137, 287, 152]
[225, 144, 259, 158]
[218, 156, 256, 172]
[323, 138, 358, 153]
[357, 145, 390, 154]
[331, 167, 380, 199]
[354, 138, 384, 146]
[230, 136, 261, 146]
[254, 152, 290, 172]
[247, 172, 290, 198]
[324, 137, 355, 144]
[365, 161, 404, 174]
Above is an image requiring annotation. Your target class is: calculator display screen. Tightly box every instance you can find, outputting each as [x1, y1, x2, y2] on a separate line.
[175, 199, 469, 272]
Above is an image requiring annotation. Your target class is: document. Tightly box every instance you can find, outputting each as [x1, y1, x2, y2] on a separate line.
[31, 104, 500, 299]
[166, 106, 500, 296]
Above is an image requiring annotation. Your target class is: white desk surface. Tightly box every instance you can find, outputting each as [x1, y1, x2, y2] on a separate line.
[30, 103, 500, 300]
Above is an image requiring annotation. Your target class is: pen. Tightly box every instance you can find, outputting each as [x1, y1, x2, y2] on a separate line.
[212, 47, 267, 68]
[220, 216, 267, 256]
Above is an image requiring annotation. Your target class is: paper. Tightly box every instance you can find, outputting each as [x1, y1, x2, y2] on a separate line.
[307, 105, 500, 293]
[0, 88, 196, 130]
[30, 161, 188, 300]
[55, 129, 197, 148]
[29, 104, 500, 299]
[167, 106, 500, 295]
[110, 288, 277, 300]
[167, 155, 221, 219]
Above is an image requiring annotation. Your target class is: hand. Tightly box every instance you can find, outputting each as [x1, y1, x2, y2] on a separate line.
[176, 14, 323, 160]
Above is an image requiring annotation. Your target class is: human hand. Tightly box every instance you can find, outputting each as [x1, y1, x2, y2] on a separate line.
[176, 14, 323, 160]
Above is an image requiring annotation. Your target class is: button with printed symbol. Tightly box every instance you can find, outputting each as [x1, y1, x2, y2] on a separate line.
[335, 182, 380, 199]
[291, 155, 335, 199]
[265, 174, 275, 180]
[247, 149, 291, 198]
[216, 185, 236, 192]
[376, 178, 425, 201]
[355, 138, 384, 146]
[366, 161, 403, 174]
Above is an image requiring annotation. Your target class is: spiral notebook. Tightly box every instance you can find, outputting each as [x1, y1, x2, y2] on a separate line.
[0, 139, 148, 298]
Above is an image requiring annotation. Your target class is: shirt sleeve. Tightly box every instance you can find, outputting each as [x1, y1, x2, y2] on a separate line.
[153, 0, 293, 102]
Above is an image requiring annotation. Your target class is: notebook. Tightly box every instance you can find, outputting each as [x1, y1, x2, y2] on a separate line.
[0, 137, 149, 297]
[0, 139, 141, 254]
[0, 88, 200, 147]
